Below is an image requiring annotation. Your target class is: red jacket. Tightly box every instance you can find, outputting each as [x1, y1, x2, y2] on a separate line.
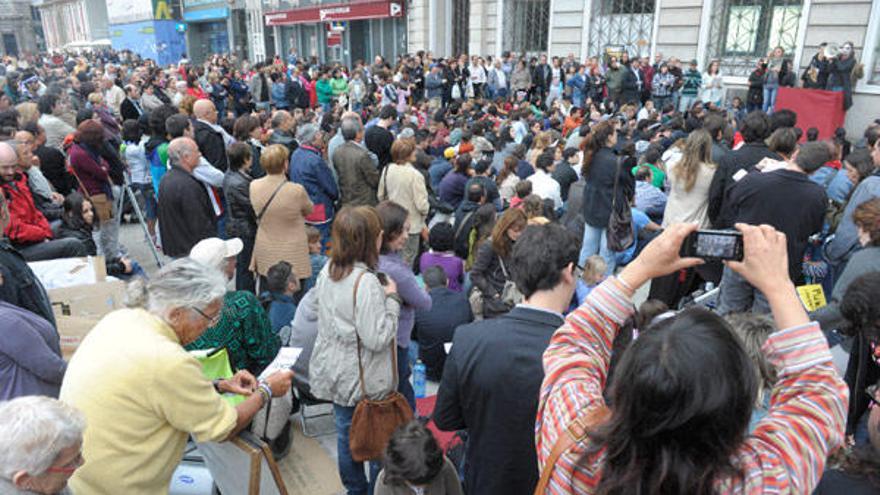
[2, 174, 52, 244]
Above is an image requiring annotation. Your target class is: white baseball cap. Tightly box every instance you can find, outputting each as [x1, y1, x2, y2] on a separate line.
[189, 237, 243, 270]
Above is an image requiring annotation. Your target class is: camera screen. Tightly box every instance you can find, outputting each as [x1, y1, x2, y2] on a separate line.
[696, 233, 737, 258]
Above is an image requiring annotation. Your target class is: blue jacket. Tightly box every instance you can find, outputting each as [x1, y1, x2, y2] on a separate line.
[426, 72, 444, 99]
[827, 174, 880, 264]
[429, 158, 452, 191]
[263, 292, 297, 334]
[289, 145, 339, 221]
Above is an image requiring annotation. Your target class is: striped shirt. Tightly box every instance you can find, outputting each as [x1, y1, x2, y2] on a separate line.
[535, 277, 849, 494]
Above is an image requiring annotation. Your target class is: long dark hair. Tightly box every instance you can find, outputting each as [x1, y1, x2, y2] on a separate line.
[376, 200, 409, 254]
[587, 308, 757, 494]
[62, 191, 97, 230]
[581, 121, 614, 177]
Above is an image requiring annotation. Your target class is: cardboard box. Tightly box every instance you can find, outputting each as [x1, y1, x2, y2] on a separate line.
[28, 257, 125, 359]
[28, 256, 108, 289]
[50, 280, 126, 360]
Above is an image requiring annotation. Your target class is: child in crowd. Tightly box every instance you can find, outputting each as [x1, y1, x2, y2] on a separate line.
[633, 299, 671, 339]
[302, 225, 328, 294]
[260, 260, 299, 340]
[510, 179, 532, 209]
[575, 255, 607, 305]
[420, 223, 465, 292]
[375, 421, 464, 495]
[121, 119, 157, 239]
[725, 313, 776, 431]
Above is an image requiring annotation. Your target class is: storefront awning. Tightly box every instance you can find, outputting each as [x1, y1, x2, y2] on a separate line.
[264, 0, 404, 26]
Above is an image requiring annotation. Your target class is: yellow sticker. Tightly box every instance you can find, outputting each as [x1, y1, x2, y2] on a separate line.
[797, 284, 827, 312]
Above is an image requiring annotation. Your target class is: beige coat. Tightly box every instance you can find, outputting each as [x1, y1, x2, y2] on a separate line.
[378, 162, 430, 234]
[249, 174, 314, 279]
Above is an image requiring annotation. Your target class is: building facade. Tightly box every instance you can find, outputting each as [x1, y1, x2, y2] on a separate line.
[408, 0, 880, 133]
[264, 0, 407, 67]
[0, 0, 43, 55]
[107, 0, 186, 65]
[39, 0, 110, 51]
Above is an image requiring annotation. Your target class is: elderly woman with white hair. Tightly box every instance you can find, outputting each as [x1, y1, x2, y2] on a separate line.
[59, 258, 293, 494]
[0, 396, 85, 494]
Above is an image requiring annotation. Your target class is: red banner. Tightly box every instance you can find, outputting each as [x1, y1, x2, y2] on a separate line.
[265, 0, 404, 26]
[775, 87, 846, 141]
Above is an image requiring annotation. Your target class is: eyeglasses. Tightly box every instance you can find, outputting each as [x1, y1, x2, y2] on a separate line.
[866, 384, 880, 408]
[191, 306, 221, 326]
[46, 451, 83, 475]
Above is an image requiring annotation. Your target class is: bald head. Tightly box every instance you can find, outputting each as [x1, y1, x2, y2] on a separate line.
[167, 137, 200, 172]
[0, 142, 18, 182]
[270, 110, 292, 131]
[193, 99, 217, 123]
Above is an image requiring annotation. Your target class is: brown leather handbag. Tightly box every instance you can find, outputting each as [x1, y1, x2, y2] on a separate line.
[533, 404, 610, 494]
[348, 271, 414, 462]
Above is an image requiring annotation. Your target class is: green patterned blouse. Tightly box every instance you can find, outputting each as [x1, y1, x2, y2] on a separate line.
[185, 291, 281, 376]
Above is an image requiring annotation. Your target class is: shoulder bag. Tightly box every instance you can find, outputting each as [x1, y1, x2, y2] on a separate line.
[349, 271, 414, 462]
[255, 180, 287, 224]
[534, 404, 611, 494]
[607, 157, 634, 252]
[68, 155, 113, 223]
[481, 256, 523, 316]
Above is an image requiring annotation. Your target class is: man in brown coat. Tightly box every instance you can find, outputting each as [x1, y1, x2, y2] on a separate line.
[332, 115, 379, 207]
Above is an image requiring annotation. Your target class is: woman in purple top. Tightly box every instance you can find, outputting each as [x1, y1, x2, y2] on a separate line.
[438, 154, 472, 209]
[377, 201, 432, 409]
[419, 223, 465, 292]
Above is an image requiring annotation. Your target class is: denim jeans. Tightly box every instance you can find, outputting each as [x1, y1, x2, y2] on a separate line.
[579, 224, 616, 275]
[333, 404, 381, 495]
[762, 87, 778, 113]
[717, 266, 771, 315]
[397, 345, 415, 410]
[678, 94, 698, 113]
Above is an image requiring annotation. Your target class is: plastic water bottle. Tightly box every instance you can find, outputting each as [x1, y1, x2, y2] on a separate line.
[413, 360, 426, 399]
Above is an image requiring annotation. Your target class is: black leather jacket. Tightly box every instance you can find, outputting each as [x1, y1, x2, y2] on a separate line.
[222, 170, 256, 240]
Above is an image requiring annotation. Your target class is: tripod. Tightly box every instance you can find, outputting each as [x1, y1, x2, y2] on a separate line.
[114, 172, 163, 268]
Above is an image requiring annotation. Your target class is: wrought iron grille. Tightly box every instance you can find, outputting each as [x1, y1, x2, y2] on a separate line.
[705, 0, 803, 77]
[588, 0, 655, 60]
[503, 0, 550, 57]
[452, 0, 470, 56]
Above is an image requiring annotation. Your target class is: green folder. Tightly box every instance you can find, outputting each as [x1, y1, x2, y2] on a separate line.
[190, 347, 247, 406]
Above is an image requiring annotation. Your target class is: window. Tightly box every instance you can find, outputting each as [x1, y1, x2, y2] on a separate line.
[863, 0, 880, 86]
[452, 0, 469, 56]
[705, 0, 803, 77]
[502, 0, 549, 56]
[588, 0, 655, 59]
[871, 33, 880, 85]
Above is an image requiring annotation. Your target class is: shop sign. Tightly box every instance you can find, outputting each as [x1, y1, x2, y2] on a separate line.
[183, 6, 229, 21]
[265, 0, 404, 26]
[184, 0, 221, 8]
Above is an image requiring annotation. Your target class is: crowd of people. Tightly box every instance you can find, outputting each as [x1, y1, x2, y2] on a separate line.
[0, 42, 877, 495]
